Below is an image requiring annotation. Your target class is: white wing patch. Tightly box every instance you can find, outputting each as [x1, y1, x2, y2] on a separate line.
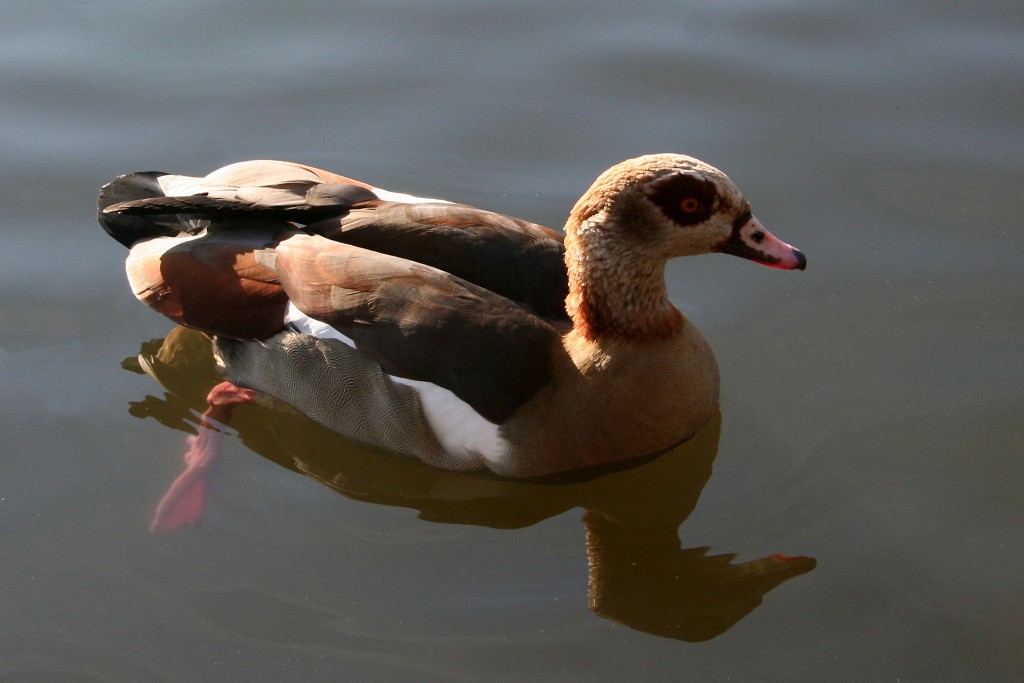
[283, 304, 509, 468]
[157, 175, 453, 207]
[370, 187, 453, 205]
[156, 174, 214, 197]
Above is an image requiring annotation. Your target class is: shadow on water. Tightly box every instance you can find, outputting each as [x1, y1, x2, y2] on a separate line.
[122, 326, 815, 642]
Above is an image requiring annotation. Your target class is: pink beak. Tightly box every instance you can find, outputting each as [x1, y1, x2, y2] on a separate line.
[718, 214, 806, 271]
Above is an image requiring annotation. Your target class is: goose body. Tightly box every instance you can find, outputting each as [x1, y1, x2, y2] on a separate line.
[99, 154, 805, 478]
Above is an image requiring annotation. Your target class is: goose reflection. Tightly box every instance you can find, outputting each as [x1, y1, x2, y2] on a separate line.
[124, 326, 814, 642]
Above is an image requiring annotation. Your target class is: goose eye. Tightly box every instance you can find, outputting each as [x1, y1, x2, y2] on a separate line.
[646, 172, 716, 226]
[679, 197, 702, 213]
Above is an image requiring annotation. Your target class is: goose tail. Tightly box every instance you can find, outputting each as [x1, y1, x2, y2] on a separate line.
[97, 171, 184, 248]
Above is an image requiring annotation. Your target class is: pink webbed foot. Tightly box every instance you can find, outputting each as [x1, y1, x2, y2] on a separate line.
[150, 382, 260, 532]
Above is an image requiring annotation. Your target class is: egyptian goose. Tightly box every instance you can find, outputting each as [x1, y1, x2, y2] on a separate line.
[98, 154, 805, 479]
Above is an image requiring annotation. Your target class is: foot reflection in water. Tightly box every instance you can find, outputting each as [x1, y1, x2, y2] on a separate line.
[123, 326, 815, 642]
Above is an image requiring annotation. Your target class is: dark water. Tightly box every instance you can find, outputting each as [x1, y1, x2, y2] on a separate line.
[2, 1, 1022, 681]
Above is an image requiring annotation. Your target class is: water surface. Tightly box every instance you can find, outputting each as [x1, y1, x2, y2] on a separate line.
[1, 1, 1021, 681]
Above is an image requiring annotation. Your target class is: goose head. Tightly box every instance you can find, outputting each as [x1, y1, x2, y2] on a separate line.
[564, 154, 806, 340]
[566, 153, 805, 269]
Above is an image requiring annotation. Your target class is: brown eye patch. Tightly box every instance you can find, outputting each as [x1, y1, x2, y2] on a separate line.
[645, 172, 717, 226]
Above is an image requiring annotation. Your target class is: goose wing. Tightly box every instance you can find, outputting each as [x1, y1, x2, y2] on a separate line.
[275, 233, 563, 423]
[101, 160, 569, 321]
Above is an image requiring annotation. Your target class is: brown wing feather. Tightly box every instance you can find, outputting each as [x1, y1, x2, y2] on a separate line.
[275, 233, 562, 423]
[194, 160, 374, 192]
[309, 202, 569, 321]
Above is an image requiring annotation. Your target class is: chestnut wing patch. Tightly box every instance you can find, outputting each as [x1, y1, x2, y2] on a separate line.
[126, 231, 289, 339]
